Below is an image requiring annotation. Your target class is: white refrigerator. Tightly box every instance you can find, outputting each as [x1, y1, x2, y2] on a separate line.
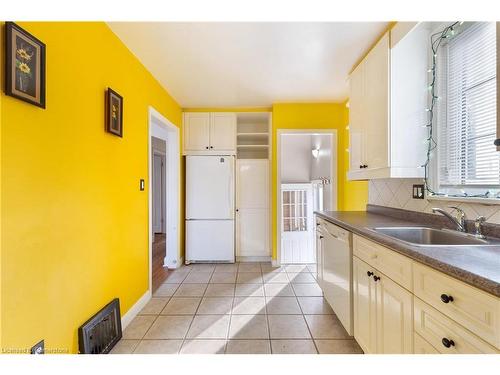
[186, 155, 235, 263]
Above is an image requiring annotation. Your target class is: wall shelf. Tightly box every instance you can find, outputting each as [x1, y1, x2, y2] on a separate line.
[236, 113, 271, 160]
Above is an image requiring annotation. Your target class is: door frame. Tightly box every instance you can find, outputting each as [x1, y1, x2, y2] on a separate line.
[148, 106, 181, 293]
[276, 129, 338, 266]
[152, 151, 166, 234]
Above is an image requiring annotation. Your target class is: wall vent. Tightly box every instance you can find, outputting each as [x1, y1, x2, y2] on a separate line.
[78, 298, 122, 354]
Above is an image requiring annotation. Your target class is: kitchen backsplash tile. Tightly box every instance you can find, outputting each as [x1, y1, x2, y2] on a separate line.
[368, 178, 500, 225]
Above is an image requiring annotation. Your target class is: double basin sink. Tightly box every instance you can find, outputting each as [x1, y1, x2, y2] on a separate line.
[372, 227, 500, 247]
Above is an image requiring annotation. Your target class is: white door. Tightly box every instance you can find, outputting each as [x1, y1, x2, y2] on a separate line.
[281, 183, 314, 264]
[210, 113, 236, 152]
[184, 112, 210, 151]
[236, 160, 270, 257]
[152, 153, 164, 233]
[186, 156, 234, 220]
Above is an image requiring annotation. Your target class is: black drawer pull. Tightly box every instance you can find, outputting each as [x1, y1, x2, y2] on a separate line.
[440, 294, 454, 304]
[442, 338, 455, 348]
[367, 271, 374, 277]
[319, 235, 324, 239]
[373, 275, 381, 282]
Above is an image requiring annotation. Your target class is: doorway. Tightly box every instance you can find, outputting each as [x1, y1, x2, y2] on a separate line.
[277, 130, 337, 265]
[152, 139, 167, 290]
[148, 107, 180, 294]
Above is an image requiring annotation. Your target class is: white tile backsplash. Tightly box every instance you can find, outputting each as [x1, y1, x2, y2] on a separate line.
[368, 178, 500, 225]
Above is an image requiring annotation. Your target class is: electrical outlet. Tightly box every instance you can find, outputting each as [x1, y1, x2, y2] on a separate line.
[412, 184, 425, 199]
[31, 340, 44, 354]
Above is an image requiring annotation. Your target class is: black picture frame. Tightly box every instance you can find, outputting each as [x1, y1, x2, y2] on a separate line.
[105, 88, 123, 137]
[4, 22, 46, 108]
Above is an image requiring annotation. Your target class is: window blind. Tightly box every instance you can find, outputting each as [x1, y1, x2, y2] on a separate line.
[437, 22, 499, 189]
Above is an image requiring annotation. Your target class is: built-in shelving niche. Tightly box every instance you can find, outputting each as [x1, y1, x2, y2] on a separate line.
[236, 113, 270, 159]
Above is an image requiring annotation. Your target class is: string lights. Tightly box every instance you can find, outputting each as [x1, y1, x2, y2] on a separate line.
[422, 21, 495, 199]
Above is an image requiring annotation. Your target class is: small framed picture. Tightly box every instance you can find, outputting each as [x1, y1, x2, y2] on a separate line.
[105, 88, 123, 137]
[4, 22, 46, 108]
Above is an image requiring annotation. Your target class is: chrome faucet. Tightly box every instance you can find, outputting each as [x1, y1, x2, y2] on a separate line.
[432, 206, 467, 232]
[474, 216, 486, 238]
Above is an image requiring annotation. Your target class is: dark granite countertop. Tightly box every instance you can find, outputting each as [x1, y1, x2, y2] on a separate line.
[315, 208, 500, 297]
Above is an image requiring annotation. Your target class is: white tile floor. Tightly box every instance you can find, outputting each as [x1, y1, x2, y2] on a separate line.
[111, 262, 363, 354]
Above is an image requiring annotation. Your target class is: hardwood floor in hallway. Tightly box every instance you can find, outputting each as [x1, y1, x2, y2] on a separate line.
[152, 233, 169, 292]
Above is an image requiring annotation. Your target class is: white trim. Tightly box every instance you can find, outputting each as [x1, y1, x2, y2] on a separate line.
[121, 290, 151, 330]
[148, 106, 181, 298]
[276, 129, 338, 266]
[236, 256, 272, 263]
[426, 194, 500, 205]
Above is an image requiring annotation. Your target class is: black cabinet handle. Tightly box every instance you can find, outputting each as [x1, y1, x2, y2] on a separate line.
[442, 338, 455, 348]
[205, 146, 209, 149]
[440, 294, 454, 304]
[319, 235, 324, 239]
[210, 146, 213, 149]
[373, 275, 381, 282]
[367, 271, 374, 277]
[363, 164, 368, 168]
[359, 165, 363, 169]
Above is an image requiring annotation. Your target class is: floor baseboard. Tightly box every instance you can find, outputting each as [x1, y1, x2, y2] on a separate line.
[121, 290, 151, 330]
[236, 256, 272, 263]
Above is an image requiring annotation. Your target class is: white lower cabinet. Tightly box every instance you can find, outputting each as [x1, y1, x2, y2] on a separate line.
[376, 273, 414, 353]
[315, 223, 325, 288]
[353, 257, 377, 353]
[353, 256, 413, 354]
[351, 233, 500, 354]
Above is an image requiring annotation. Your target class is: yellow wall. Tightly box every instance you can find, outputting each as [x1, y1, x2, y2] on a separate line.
[271, 103, 367, 259]
[0, 22, 182, 353]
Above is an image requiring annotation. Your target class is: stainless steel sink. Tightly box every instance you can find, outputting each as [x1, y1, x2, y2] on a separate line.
[372, 227, 500, 246]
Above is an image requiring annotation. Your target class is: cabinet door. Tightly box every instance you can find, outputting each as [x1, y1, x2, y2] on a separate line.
[184, 112, 210, 151]
[348, 63, 365, 172]
[316, 227, 324, 288]
[236, 160, 269, 209]
[363, 32, 389, 170]
[353, 256, 377, 354]
[236, 208, 269, 257]
[210, 113, 236, 152]
[376, 273, 413, 354]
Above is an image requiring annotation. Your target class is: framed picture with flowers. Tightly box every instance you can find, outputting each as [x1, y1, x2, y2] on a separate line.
[105, 88, 123, 137]
[5, 22, 46, 108]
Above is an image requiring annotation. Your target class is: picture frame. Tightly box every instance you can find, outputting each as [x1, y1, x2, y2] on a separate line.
[4, 21, 46, 108]
[105, 88, 123, 137]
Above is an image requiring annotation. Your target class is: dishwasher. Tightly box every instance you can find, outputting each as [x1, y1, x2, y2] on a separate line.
[319, 220, 353, 336]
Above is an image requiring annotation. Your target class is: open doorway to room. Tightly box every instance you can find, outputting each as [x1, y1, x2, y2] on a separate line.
[277, 131, 337, 265]
[148, 107, 180, 294]
[151, 136, 167, 291]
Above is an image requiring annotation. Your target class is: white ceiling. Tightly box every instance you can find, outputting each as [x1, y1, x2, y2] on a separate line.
[108, 22, 389, 108]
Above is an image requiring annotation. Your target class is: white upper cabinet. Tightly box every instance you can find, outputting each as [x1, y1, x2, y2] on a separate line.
[210, 113, 237, 152]
[183, 112, 236, 154]
[183, 112, 211, 152]
[348, 25, 427, 180]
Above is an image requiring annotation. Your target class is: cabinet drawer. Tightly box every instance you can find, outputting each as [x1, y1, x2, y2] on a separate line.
[353, 235, 413, 290]
[413, 333, 439, 354]
[414, 298, 498, 354]
[413, 262, 500, 349]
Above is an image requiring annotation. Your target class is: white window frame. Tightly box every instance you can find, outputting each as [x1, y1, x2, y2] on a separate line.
[428, 22, 500, 204]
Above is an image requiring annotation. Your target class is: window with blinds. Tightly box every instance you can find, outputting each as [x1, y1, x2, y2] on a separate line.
[436, 22, 499, 194]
